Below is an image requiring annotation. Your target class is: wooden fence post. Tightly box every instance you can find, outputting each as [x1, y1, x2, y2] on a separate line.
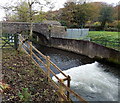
[46, 56, 50, 81]
[17, 34, 22, 51]
[29, 42, 32, 58]
[67, 75, 71, 100]
[14, 34, 18, 50]
[59, 79, 65, 101]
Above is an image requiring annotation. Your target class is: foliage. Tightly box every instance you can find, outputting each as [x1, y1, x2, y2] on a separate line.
[2, 0, 54, 22]
[18, 88, 31, 102]
[113, 5, 120, 20]
[87, 31, 118, 40]
[99, 5, 114, 30]
[13, 1, 30, 22]
[60, 2, 76, 27]
[93, 22, 101, 26]
[34, 11, 47, 22]
[1, 0, 119, 31]
[87, 2, 103, 22]
[59, 2, 92, 28]
[86, 31, 120, 50]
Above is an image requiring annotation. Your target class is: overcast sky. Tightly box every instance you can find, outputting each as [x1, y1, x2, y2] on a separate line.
[0, 0, 119, 21]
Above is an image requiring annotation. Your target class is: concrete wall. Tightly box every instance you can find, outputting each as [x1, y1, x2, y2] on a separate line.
[50, 37, 120, 64]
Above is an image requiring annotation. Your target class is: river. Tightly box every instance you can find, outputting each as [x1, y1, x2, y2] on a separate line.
[34, 44, 119, 102]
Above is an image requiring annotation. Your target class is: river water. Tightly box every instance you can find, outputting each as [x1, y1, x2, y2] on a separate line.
[34, 45, 119, 102]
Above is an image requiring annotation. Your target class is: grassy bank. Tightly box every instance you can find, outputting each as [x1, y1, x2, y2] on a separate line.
[88, 31, 119, 40]
[86, 31, 120, 51]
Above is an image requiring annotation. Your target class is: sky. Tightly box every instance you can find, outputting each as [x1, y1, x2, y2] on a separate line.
[0, 0, 119, 21]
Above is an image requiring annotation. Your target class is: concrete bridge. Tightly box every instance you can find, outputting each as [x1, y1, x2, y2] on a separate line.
[2, 22, 66, 40]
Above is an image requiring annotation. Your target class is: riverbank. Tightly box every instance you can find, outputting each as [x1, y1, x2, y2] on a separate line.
[2, 48, 58, 102]
[50, 37, 120, 66]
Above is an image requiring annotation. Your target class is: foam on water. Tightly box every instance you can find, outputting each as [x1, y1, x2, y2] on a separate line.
[52, 62, 118, 101]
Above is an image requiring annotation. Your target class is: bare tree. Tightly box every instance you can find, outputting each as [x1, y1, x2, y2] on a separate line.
[27, 0, 54, 37]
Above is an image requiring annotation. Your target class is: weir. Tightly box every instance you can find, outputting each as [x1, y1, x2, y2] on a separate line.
[2, 21, 119, 101]
[34, 44, 119, 102]
[18, 33, 119, 102]
[6, 34, 118, 102]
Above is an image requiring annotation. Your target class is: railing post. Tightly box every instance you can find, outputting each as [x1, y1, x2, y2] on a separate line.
[46, 56, 50, 81]
[17, 34, 22, 52]
[59, 79, 65, 101]
[67, 75, 71, 100]
[29, 42, 32, 58]
[14, 34, 18, 50]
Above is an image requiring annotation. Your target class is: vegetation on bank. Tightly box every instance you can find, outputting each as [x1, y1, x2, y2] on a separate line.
[86, 31, 120, 51]
[2, 0, 119, 31]
[2, 49, 58, 102]
[88, 31, 119, 40]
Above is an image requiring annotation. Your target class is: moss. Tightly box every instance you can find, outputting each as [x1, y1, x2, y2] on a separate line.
[94, 56, 120, 68]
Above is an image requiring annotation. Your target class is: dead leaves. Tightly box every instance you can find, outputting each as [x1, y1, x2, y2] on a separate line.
[2, 49, 58, 102]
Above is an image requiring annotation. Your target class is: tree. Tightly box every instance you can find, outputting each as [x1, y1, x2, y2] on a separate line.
[1, 0, 54, 37]
[88, 2, 103, 22]
[59, 1, 92, 28]
[99, 5, 114, 30]
[27, 0, 55, 36]
[61, 2, 76, 27]
[73, 3, 92, 28]
[13, 1, 30, 22]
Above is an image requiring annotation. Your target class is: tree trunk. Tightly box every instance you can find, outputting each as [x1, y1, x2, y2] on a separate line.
[30, 22, 33, 37]
[100, 21, 106, 30]
[29, 3, 33, 37]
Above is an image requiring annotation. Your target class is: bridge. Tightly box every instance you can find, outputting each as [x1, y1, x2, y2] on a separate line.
[2, 22, 67, 40]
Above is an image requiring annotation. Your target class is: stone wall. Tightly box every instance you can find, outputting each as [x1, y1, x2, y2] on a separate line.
[2, 22, 67, 40]
[51, 25, 67, 38]
[51, 37, 120, 64]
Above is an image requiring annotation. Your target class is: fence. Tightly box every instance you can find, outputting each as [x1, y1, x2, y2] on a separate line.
[91, 39, 120, 51]
[18, 34, 88, 102]
[66, 29, 89, 39]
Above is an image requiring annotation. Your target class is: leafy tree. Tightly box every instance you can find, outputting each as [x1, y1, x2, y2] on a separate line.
[13, 1, 30, 22]
[59, 2, 92, 28]
[2, 0, 54, 36]
[34, 11, 47, 22]
[73, 3, 92, 28]
[60, 2, 76, 27]
[88, 2, 103, 22]
[99, 5, 114, 30]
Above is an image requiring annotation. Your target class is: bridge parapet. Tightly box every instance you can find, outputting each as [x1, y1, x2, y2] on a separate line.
[2, 22, 67, 40]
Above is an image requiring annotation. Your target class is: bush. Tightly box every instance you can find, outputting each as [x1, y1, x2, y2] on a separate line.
[104, 27, 118, 32]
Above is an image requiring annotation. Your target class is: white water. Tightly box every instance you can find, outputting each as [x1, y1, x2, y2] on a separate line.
[52, 62, 118, 101]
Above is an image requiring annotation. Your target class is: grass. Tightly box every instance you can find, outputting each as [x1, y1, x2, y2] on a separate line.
[87, 31, 119, 40]
[85, 31, 120, 51]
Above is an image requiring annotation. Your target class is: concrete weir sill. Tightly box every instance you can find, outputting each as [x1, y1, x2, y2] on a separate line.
[50, 37, 120, 67]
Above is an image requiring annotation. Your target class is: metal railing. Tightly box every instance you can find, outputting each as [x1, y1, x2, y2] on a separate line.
[66, 28, 89, 39]
[18, 34, 88, 103]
